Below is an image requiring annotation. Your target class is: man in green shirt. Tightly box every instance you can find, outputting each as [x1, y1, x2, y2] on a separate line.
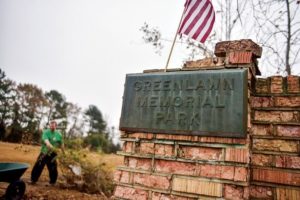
[31, 120, 64, 185]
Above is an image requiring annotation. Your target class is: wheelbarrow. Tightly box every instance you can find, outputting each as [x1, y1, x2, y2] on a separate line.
[0, 162, 30, 200]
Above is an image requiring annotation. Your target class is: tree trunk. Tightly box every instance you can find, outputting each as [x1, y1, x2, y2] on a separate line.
[285, 0, 291, 75]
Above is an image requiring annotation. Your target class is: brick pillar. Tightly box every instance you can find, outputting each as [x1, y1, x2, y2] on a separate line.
[251, 75, 300, 199]
[113, 39, 262, 200]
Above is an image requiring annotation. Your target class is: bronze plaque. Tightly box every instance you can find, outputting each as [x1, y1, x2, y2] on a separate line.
[120, 69, 248, 138]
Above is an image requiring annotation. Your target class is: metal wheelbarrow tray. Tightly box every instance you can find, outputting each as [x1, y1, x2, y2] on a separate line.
[0, 162, 30, 200]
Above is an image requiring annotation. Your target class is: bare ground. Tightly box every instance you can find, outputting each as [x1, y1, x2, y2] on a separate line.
[0, 142, 123, 200]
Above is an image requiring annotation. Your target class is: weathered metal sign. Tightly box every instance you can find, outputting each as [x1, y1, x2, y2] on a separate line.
[120, 69, 248, 138]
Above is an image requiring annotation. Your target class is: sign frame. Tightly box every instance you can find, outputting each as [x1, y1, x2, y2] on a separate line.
[119, 69, 248, 138]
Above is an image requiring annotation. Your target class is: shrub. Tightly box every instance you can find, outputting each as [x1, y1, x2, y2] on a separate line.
[64, 138, 84, 149]
[83, 134, 121, 153]
[57, 149, 114, 197]
[84, 134, 108, 152]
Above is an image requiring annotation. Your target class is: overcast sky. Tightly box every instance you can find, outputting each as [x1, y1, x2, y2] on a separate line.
[0, 0, 299, 130]
[0, 0, 187, 128]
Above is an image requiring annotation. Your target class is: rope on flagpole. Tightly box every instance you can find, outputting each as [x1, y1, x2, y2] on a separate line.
[164, 7, 186, 72]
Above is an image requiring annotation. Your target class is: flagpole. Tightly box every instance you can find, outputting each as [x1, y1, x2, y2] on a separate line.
[164, 7, 186, 72]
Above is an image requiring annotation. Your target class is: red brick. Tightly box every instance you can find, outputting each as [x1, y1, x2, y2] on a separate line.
[200, 164, 234, 180]
[133, 173, 170, 190]
[225, 148, 249, 163]
[276, 188, 300, 200]
[199, 164, 218, 178]
[243, 187, 250, 199]
[127, 157, 152, 171]
[252, 168, 300, 186]
[174, 177, 223, 197]
[113, 170, 130, 184]
[128, 133, 154, 140]
[276, 125, 300, 137]
[248, 109, 251, 129]
[254, 111, 299, 123]
[120, 171, 130, 183]
[270, 76, 283, 94]
[214, 39, 262, 58]
[255, 78, 269, 94]
[114, 186, 148, 200]
[155, 160, 197, 176]
[250, 186, 273, 199]
[251, 124, 272, 136]
[198, 137, 247, 144]
[190, 136, 199, 142]
[287, 75, 300, 93]
[228, 51, 253, 64]
[251, 154, 273, 167]
[183, 58, 218, 69]
[114, 170, 122, 182]
[122, 141, 134, 153]
[224, 184, 245, 200]
[128, 132, 154, 139]
[180, 146, 222, 161]
[200, 137, 233, 144]
[155, 144, 174, 157]
[152, 192, 193, 200]
[251, 97, 273, 108]
[234, 167, 248, 182]
[275, 96, 300, 107]
[221, 165, 236, 180]
[156, 134, 191, 141]
[253, 139, 298, 152]
[232, 138, 247, 144]
[138, 142, 154, 154]
[275, 155, 300, 169]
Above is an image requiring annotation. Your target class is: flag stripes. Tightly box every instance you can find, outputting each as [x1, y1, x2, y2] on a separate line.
[178, 0, 215, 43]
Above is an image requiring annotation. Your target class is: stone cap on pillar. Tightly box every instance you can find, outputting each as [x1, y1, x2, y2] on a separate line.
[214, 39, 262, 58]
[182, 39, 262, 76]
[214, 39, 262, 76]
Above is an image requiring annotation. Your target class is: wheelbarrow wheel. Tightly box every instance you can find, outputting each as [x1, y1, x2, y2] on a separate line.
[5, 180, 26, 200]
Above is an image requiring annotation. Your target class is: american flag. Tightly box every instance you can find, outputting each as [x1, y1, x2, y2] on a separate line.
[178, 0, 215, 43]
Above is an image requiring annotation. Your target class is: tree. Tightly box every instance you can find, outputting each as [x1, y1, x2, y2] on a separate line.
[14, 83, 47, 142]
[140, 22, 215, 61]
[0, 70, 119, 146]
[84, 105, 106, 135]
[84, 126, 121, 153]
[7, 102, 23, 142]
[45, 90, 68, 135]
[83, 105, 110, 152]
[105, 126, 121, 153]
[140, 1, 300, 76]
[65, 102, 85, 139]
[250, 0, 300, 75]
[216, 0, 249, 40]
[0, 68, 16, 140]
[140, 1, 248, 61]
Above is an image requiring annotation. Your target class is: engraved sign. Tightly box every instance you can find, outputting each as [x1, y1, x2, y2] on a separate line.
[120, 69, 248, 138]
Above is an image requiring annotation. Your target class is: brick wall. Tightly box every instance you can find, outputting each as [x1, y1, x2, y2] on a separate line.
[114, 133, 250, 199]
[250, 76, 300, 200]
[113, 40, 300, 199]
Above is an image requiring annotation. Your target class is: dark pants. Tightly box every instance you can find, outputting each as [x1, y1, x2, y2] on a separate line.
[31, 152, 58, 184]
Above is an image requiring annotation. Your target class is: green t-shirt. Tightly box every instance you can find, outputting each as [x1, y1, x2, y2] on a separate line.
[41, 129, 63, 154]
